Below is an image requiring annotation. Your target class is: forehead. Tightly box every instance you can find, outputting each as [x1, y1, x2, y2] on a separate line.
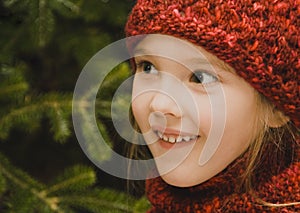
[134, 34, 204, 61]
[133, 34, 234, 73]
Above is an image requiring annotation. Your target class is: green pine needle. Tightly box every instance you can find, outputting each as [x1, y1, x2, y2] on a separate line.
[54, 0, 80, 14]
[0, 92, 72, 142]
[0, 64, 29, 103]
[0, 1, 145, 212]
[0, 153, 45, 191]
[0, 153, 65, 212]
[133, 196, 152, 213]
[59, 188, 139, 213]
[0, 171, 6, 196]
[44, 165, 96, 196]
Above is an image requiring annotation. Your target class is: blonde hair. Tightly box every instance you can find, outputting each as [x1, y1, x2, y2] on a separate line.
[240, 94, 299, 207]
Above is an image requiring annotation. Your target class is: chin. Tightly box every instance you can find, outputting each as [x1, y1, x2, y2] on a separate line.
[161, 172, 209, 188]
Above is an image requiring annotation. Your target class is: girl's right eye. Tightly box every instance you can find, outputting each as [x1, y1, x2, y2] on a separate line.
[136, 61, 158, 74]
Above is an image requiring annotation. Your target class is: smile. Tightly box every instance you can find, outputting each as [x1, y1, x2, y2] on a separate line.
[155, 130, 199, 144]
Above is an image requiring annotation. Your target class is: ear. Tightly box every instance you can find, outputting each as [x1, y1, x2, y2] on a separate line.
[266, 109, 290, 128]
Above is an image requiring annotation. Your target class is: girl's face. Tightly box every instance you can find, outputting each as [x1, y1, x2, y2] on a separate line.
[131, 35, 261, 187]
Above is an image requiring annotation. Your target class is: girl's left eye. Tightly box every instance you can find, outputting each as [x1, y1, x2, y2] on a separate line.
[190, 71, 218, 84]
[136, 61, 158, 74]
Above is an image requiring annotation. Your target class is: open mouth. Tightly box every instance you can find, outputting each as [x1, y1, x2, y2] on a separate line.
[154, 130, 199, 144]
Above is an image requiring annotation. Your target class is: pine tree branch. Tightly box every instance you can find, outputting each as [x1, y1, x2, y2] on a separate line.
[37, 0, 54, 47]
[0, 83, 28, 96]
[73, 100, 113, 161]
[43, 170, 96, 196]
[0, 155, 147, 213]
[0, 153, 64, 212]
[60, 195, 134, 213]
[59, 189, 150, 213]
[0, 161, 28, 190]
[34, 191, 63, 213]
[2, 24, 27, 53]
[1, 99, 71, 121]
[3, 0, 20, 7]
[0, 96, 72, 140]
[55, 0, 79, 13]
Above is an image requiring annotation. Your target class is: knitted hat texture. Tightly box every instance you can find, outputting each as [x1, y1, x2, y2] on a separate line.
[125, 0, 300, 127]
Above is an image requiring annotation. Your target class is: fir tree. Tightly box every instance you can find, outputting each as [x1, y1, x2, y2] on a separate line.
[0, 0, 149, 212]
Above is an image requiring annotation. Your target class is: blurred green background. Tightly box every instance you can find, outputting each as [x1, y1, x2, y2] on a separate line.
[0, 0, 149, 212]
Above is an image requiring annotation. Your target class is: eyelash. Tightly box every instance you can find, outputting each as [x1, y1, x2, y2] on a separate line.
[190, 70, 218, 84]
[135, 59, 218, 85]
[135, 60, 158, 74]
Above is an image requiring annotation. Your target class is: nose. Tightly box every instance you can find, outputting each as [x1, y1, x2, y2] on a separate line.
[150, 91, 182, 118]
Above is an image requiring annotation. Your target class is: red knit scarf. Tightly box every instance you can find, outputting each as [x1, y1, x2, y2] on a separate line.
[145, 143, 300, 212]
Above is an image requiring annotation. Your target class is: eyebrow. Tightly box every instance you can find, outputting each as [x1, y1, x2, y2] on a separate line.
[179, 54, 235, 74]
[133, 48, 156, 56]
[134, 48, 209, 64]
[188, 57, 216, 67]
[133, 48, 234, 74]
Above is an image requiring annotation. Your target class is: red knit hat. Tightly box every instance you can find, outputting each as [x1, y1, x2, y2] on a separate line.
[125, 0, 300, 128]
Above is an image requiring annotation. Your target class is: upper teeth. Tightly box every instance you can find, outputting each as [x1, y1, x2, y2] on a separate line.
[156, 131, 197, 143]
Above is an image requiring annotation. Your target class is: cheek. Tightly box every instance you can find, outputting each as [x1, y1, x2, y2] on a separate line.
[192, 96, 212, 136]
[131, 98, 143, 122]
[228, 92, 257, 127]
[131, 94, 150, 129]
[221, 91, 258, 148]
[131, 79, 148, 123]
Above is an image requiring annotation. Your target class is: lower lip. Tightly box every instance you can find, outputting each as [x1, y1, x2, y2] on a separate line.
[158, 138, 197, 150]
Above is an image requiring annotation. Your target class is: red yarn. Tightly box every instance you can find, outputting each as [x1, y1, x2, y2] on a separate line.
[145, 144, 300, 212]
[125, 0, 300, 211]
[125, 0, 300, 128]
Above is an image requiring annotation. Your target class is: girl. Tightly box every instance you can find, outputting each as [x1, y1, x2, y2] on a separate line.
[125, 0, 299, 212]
